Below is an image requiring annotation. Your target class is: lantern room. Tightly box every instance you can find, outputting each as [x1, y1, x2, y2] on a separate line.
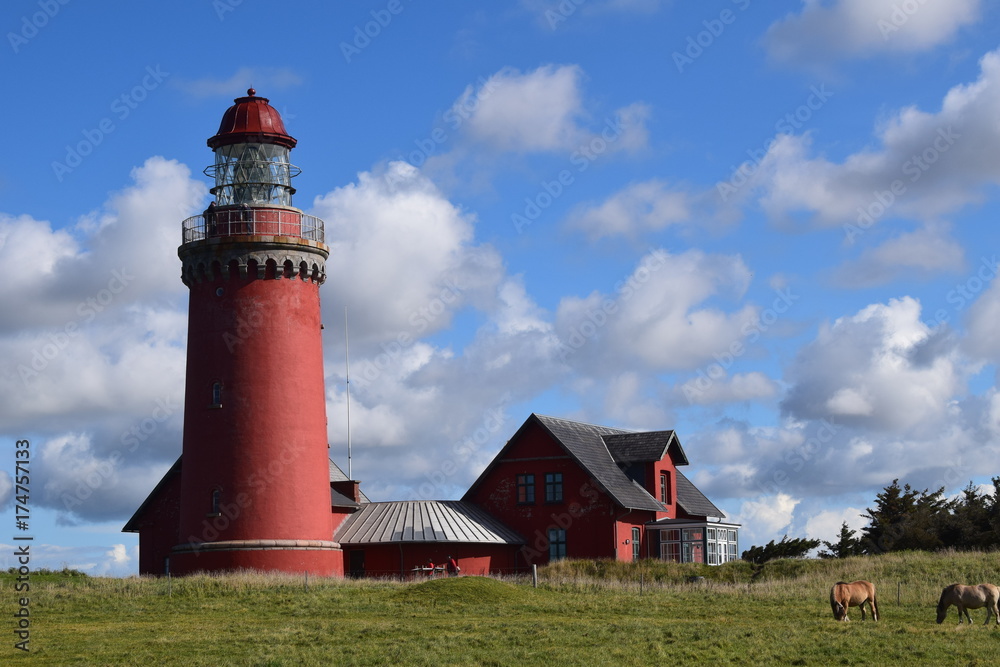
[204, 88, 300, 207]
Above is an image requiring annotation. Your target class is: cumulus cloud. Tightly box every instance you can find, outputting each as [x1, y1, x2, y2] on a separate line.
[781, 297, 962, 431]
[554, 248, 758, 372]
[566, 179, 692, 240]
[441, 64, 649, 156]
[831, 225, 965, 288]
[726, 48, 1000, 236]
[676, 371, 779, 406]
[765, 0, 981, 65]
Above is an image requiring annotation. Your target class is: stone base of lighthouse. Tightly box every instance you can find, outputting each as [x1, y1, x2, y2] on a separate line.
[169, 540, 344, 576]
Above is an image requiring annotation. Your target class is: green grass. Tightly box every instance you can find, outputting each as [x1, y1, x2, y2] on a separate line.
[6, 551, 1000, 665]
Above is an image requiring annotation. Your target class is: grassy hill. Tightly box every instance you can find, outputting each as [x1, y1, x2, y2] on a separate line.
[5, 551, 1000, 665]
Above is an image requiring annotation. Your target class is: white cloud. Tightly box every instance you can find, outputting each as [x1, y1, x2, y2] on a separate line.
[832, 226, 965, 287]
[805, 507, 867, 544]
[737, 493, 799, 540]
[446, 65, 649, 155]
[566, 179, 692, 240]
[730, 48, 1000, 237]
[555, 248, 758, 371]
[781, 297, 962, 431]
[677, 371, 779, 406]
[172, 67, 303, 98]
[765, 0, 981, 64]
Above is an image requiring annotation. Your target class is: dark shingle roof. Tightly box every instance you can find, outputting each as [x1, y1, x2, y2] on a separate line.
[674, 469, 725, 519]
[329, 458, 370, 503]
[603, 430, 688, 466]
[335, 500, 524, 545]
[533, 414, 667, 513]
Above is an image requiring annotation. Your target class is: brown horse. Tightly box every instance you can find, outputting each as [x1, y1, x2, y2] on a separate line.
[936, 583, 1000, 625]
[830, 580, 879, 621]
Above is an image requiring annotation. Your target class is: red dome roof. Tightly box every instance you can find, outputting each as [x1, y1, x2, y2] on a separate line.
[207, 88, 297, 149]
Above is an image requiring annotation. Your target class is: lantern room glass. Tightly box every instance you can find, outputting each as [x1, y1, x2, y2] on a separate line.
[205, 142, 301, 207]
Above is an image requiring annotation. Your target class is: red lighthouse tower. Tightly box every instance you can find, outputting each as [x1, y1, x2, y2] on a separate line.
[166, 89, 341, 575]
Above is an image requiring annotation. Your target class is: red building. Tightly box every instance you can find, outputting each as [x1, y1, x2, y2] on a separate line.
[124, 89, 351, 576]
[123, 92, 737, 577]
[462, 414, 740, 567]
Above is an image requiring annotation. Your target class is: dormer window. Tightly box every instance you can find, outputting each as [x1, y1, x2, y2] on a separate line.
[660, 472, 671, 505]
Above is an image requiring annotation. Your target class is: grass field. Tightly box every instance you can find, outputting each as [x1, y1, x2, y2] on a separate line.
[5, 551, 1000, 665]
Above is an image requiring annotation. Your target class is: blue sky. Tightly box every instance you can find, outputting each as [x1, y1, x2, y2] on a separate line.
[2, 0, 1000, 575]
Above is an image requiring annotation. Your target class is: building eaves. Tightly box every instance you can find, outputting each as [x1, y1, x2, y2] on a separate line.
[335, 500, 524, 545]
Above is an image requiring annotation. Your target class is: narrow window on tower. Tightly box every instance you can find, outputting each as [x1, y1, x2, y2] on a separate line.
[211, 381, 223, 408]
[209, 488, 221, 517]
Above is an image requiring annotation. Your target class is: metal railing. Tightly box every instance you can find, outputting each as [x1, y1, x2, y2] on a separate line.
[182, 207, 324, 244]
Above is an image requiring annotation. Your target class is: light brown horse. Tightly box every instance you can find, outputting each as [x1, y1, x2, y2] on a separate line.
[936, 583, 1000, 625]
[830, 580, 879, 621]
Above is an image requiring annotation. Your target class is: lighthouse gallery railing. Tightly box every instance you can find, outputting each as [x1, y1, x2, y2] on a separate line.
[182, 208, 325, 244]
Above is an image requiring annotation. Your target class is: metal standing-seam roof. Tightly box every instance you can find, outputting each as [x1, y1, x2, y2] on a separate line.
[335, 500, 524, 545]
[532, 414, 668, 513]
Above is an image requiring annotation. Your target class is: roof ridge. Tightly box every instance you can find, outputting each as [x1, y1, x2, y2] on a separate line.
[534, 413, 635, 434]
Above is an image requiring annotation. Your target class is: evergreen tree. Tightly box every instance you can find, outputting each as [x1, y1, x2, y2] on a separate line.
[741, 535, 821, 564]
[818, 522, 864, 559]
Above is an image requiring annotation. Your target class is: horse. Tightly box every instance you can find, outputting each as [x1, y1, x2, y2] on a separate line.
[936, 583, 1000, 625]
[830, 580, 879, 621]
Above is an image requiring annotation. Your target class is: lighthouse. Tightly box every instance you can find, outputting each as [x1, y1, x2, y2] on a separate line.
[126, 89, 344, 576]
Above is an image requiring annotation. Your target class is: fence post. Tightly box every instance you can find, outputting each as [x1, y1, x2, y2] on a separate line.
[640, 572, 644, 596]
[532, 564, 538, 589]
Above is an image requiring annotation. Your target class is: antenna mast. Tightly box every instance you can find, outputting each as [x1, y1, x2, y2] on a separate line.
[345, 305, 352, 479]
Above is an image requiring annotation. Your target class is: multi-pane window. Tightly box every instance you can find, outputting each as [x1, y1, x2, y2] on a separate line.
[661, 529, 681, 563]
[548, 528, 566, 561]
[659, 472, 671, 504]
[545, 472, 563, 503]
[516, 474, 535, 504]
[661, 526, 738, 565]
[632, 527, 641, 561]
[210, 489, 221, 516]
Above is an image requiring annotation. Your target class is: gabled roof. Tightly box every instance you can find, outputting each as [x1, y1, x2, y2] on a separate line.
[532, 414, 666, 513]
[124, 456, 367, 533]
[674, 469, 725, 519]
[603, 430, 688, 466]
[123, 456, 182, 532]
[335, 501, 524, 545]
[329, 459, 370, 504]
[463, 414, 669, 513]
